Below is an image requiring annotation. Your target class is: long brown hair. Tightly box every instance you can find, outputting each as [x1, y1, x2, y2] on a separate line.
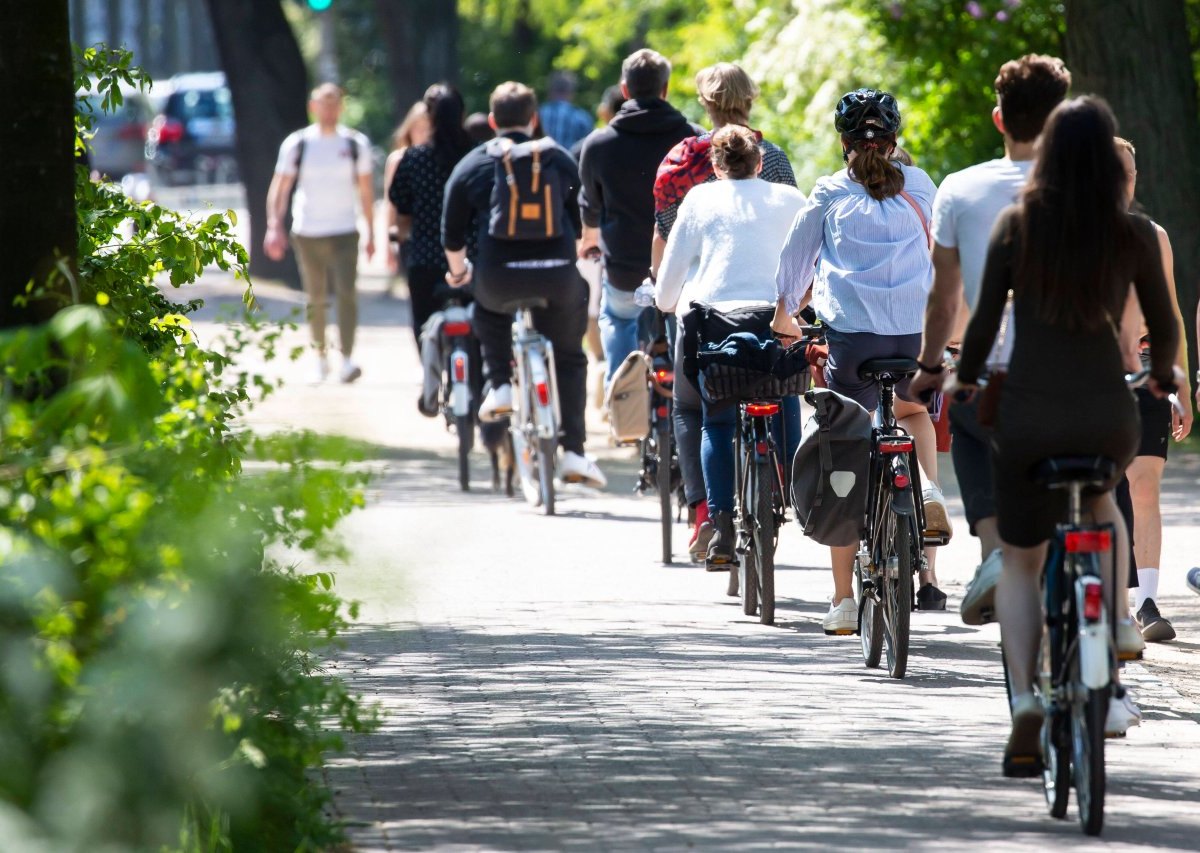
[1015, 96, 1135, 332]
[844, 134, 904, 201]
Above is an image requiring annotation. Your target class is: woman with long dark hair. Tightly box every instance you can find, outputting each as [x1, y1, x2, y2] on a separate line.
[774, 88, 950, 635]
[955, 96, 1178, 773]
[389, 83, 474, 353]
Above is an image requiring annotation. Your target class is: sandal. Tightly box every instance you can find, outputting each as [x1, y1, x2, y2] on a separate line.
[916, 583, 948, 611]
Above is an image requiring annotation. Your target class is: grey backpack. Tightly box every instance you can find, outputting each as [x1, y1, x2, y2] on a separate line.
[791, 388, 872, 547]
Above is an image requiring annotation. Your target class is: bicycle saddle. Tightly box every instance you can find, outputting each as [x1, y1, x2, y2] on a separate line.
[1032, 455, 1117, 488]
[858, 357, 919, 382]
[495, 297, 549, 314]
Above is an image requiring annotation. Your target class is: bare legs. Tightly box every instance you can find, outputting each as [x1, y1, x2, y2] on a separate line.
[896, 399, 940, 586]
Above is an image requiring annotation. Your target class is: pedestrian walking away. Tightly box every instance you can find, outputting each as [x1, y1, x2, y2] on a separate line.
[577, 48, 702, 386]
[774, 87, 950, 635]
[264, 83, 375, 384]
[909, 54, 1072, 628]
[441, 81, 606, 489]
[539, 70, 595, 153]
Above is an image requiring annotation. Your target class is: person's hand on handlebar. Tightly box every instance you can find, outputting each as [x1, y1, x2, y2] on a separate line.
[771, 315, 807, 346]
[445, 258, 473, 289]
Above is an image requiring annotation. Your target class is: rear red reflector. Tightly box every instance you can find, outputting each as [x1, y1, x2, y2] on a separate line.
[893, 471, 910, 490]
[745, 402, 779, 416]
[442, 321, 471, 337]
[656, 405, 669, 418]
[453, 355, 466, 382]
[1082, 580, 1103, 621]
[535, 381, 550, 407]
[755, 441, 768, 455]
[1065, 530, 1112, 553]
[881, 440, 914, 454]
[655, 369, 674, 384]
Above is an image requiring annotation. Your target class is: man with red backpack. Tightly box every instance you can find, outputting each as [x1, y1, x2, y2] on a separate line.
[440, 82, 606, 488]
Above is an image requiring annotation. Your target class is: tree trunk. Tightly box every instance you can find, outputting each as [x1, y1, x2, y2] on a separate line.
[1065, 0, 1200, 373]
[375, 0, 459, 123]
[0, 0, 77, 328]
[204, 0, 308, 285]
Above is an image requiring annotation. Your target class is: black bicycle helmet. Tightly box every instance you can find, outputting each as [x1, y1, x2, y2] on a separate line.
[834, 88, 901, 136]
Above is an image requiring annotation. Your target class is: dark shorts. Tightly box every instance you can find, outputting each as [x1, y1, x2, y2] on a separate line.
[823, 327, 922, 413]
[1135, 386, 1171, 459]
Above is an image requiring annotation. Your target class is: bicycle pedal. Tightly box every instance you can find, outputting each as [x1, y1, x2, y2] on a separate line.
[823, 628, 856, 636]
[1117, 649, 1144, 662]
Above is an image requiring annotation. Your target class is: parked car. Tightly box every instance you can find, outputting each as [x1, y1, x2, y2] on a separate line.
[145, 72, 238, 186]
[83, 90, 154, 180]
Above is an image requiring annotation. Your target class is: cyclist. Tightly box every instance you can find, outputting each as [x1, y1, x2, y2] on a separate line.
[649, 62, 797, 562]
[264, 83, 374, 384]
[910, 55, 1071, 623]
[654, 125, 806, 566]
[388, 84, 473, 360]
[1113, 136, 1193, 644]
[954, 97, 1178, 773]
[440, 82, 605, 488]
[577, 49, 701, 386]
[774, 88, 951, 635]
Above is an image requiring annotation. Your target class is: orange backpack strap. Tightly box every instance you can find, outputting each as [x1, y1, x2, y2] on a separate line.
[499, 139, 518, 238]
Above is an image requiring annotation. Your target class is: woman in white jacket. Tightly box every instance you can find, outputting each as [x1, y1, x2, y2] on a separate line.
[655, 125, 807, 567]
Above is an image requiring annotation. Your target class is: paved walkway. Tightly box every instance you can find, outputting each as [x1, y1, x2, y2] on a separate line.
[190, 273, 1200, 851]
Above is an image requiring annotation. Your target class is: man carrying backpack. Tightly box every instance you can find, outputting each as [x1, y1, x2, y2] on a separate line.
[264, 83, 374, 384]
[441, 81, 606, 488]
[577, 49, 700, 385]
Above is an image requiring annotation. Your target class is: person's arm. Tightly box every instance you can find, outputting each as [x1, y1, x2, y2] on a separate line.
[1131, 217, 1181, 396]
[561, 150, 583, 238]
[264, 170, 294, 261]
[909, 243, 964, 398]
[957, 211, 1016, 386]
[357, 171, 375, 261]
[1154, 226, 1192, 438]
[650, 229, 667, 280]
[774, 194, 825, 318]
[383, 149, 401, 237]
[441, 155, 475, 271]
[653, 201, 699, 314]
[576, 140, 602, 258]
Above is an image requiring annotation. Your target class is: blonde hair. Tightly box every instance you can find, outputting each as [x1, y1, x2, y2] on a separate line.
[392, 101, 428, 151]
[695, 63, 759, 127]
[310, 82, 344, 101]
[1114, 136, 1135, 158]
[710, 124, 761, 180]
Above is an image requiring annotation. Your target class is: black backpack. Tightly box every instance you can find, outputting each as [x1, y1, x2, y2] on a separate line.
[791, 388, 873, 547]
[486, 137, 567, 240]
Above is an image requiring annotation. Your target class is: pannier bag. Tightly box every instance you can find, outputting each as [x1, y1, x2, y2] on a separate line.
[605, 350, 652, 444]
[792, 388, 872, 547]
[486, 137, 567, 240]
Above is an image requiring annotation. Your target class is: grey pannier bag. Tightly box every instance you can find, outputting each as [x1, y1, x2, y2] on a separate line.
[791, 387, 872, 547]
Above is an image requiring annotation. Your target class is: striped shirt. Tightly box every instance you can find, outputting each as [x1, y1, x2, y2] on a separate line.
[539, 100, 595, 153]
[775, 164, 936, 335]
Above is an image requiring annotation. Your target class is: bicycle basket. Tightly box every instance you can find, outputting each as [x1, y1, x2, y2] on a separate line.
[700, 363, 809, 405]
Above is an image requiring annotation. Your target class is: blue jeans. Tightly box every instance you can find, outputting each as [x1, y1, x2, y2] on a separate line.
[702, 396, 802, 514]
[598, 279, 647, 384]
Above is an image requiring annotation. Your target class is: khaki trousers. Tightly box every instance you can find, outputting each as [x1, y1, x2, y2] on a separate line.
[291, 231, 360, 356]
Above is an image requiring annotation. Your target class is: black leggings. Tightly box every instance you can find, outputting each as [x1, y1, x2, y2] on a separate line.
[407, 265, 446, 351]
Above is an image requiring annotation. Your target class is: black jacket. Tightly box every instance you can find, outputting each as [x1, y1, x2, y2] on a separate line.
[578, 99, 701, 290]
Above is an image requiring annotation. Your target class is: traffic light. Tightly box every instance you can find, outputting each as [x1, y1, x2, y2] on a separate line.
[307, 0, 333, 10]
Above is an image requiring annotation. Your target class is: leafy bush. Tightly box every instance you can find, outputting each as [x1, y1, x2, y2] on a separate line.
[0, 47, 373, 852]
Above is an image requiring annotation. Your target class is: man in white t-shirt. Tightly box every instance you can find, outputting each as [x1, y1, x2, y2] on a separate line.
[265, 83, 375, 383]
[910, 55, 1070, 621]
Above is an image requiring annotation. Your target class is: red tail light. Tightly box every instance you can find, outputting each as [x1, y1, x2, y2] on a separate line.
[442, 321, 471, 337]
[1065, 530, 1112, 553]
[154, 118, 184, 144]
[745, 402, 779, 417]
[880, 439, 914, 454]
[654, 369, 674, 384]
[656, 405, 669, 418]
[893, 471, 911, 490]
[117, 122, 146, 141]
[1082, 580, 1103, 622]
[755, 441, 769, 455]
[452, 354, 466, 382]
[535, 381, 550, 407]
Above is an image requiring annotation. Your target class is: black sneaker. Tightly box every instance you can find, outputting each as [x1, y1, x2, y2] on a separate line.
[916, 583, 947, 611]
[1136, 598, 1176, 643]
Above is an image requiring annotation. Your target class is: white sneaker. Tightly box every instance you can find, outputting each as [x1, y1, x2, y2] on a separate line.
[1106, 690, 1143, 737]
[340, 359, 362, 384]
[313, 354, 330, 384]
[822, 597, 858, 635]
[1117, 618, 1145, 660]
[479, 384, 513, 422]
[961, 548, 1002, 626]
[560, 451, 607, 488]
[921, 484, 953, 540]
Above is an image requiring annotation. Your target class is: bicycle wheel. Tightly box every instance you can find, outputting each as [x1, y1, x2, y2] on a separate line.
[753, 460, 776, 626]
[657, 423, 672, 564]
[882, 513, 916, 679]
[1072, 683, 1107, 836]
[456, 414, 472, 491]
[536, 435, 556, 516]
[857, 560, 883, 668]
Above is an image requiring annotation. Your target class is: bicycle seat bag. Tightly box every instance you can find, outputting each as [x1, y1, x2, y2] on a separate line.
[486, 138, 567, 240]
[792, 388, 872, 547]
[605, 350, 652, 444]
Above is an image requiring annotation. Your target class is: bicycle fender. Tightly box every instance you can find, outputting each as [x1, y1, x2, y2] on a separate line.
[891, 486, 916, 516]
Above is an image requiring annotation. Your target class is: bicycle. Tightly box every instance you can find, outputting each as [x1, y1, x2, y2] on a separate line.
[634, 310, 684, 564]
[434, 297, 482, 492]
[849, 357, 942, 680]
[504, 298, 560, 516]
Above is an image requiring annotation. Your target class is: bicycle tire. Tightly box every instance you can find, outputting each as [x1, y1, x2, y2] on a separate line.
[1072, 684, 1107, 835]
[741, 542, 759, 617]
[857, 562, 883, 668]
[754, 460, 776, 626]
[456, 414, 472, 491]
[537, 435, 556, 516]
[883, 513, 916, 679]
[657, 423, 672, 564]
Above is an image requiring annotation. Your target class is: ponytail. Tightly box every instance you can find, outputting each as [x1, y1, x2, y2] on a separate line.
[845, 135, 905, 201]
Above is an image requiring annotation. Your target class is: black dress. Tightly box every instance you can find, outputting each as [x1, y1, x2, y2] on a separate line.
[958, 208, 1178, 548]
